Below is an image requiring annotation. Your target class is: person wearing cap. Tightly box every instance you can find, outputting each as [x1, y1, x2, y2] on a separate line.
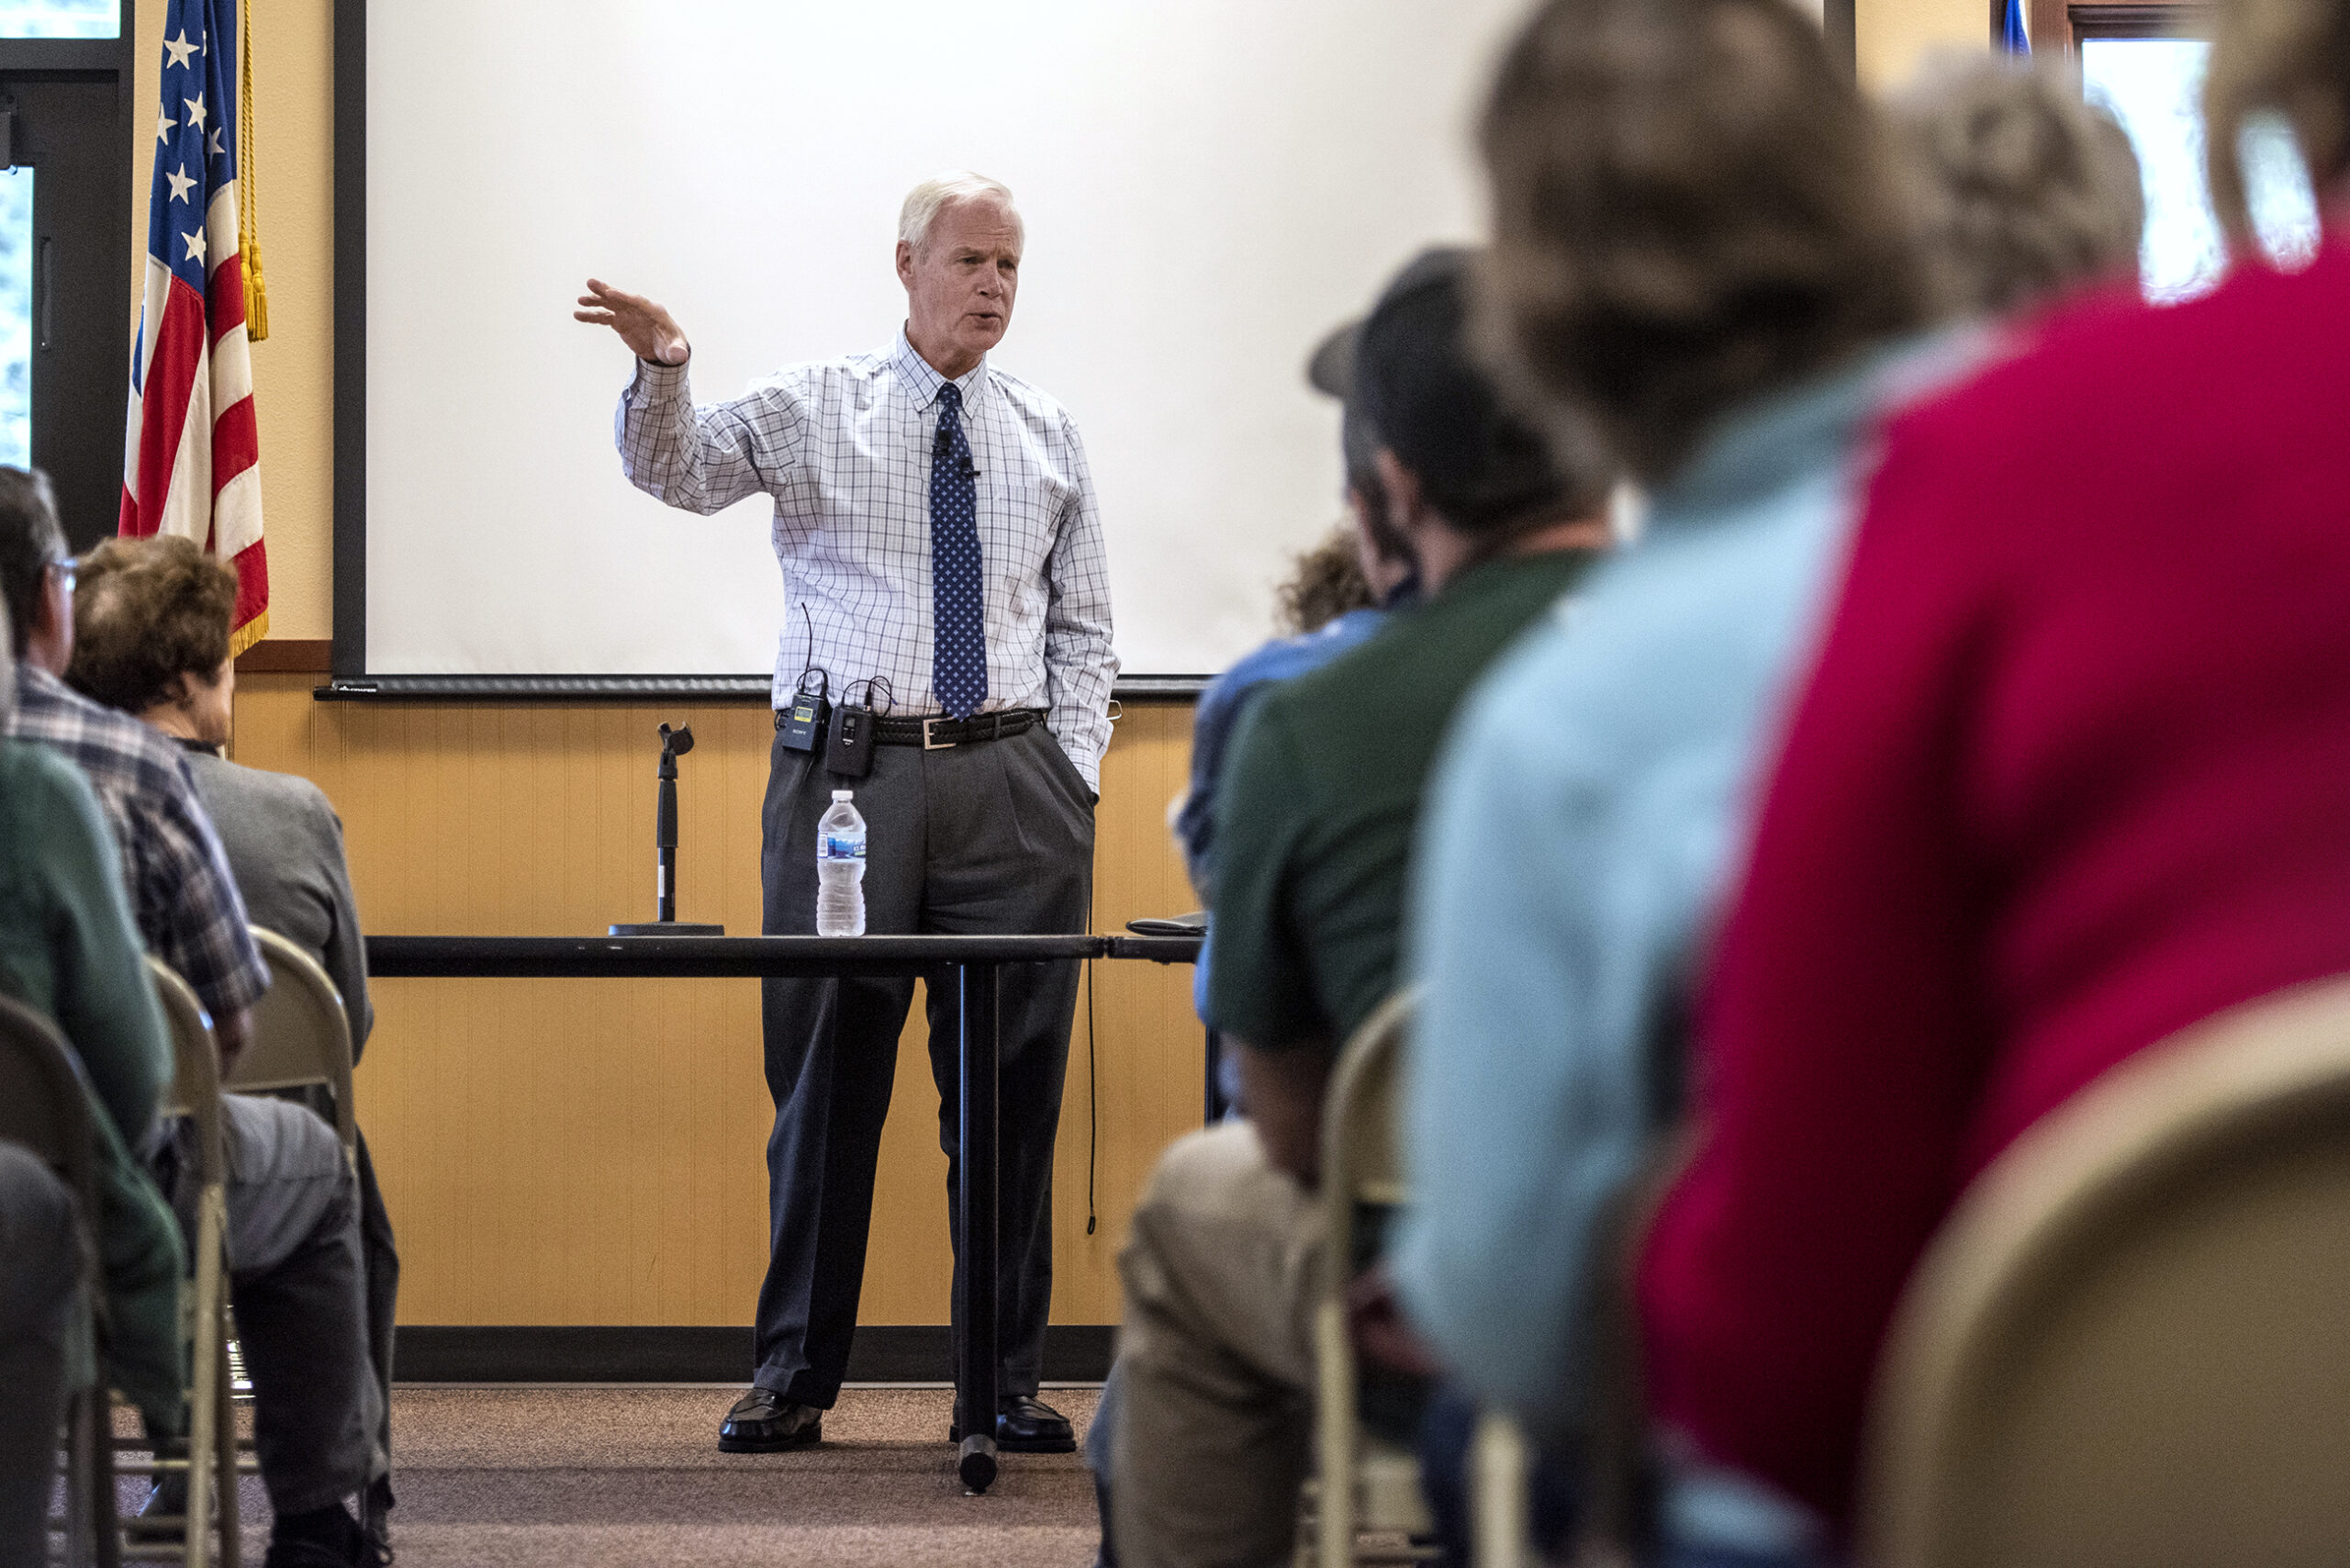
[1079, 311, 1422, 1558]
[1168, 323, 1421, 1122]
[1102, 247, 1614, 1568]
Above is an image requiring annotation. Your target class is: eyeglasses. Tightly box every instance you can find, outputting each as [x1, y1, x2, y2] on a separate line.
[46, 559, 73, 592]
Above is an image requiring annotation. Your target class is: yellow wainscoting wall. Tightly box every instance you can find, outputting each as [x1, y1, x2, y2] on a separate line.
[229, 676, 1204, 1328]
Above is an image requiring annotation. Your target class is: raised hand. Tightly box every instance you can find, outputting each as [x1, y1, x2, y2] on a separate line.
[575, 278, 691, 366]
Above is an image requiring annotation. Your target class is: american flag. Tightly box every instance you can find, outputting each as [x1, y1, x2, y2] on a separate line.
[2001, 0, 2032, 52]
[121, 0, 267, 650]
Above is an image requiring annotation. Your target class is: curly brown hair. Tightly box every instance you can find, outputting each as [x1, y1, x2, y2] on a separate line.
[1275, 525, 1377, 635]
[66, 534, 237, 714]
[1890, 53, 2144, 319]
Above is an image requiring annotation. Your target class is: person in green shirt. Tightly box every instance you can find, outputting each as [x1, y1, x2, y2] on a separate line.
[1103, 248, 1615, 1568]
[0, 597, 185, 1562]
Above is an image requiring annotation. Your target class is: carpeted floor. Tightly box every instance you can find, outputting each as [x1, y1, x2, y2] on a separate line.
[383, 1384, 1103, 1567]
[112, 1384, 1104, 1567]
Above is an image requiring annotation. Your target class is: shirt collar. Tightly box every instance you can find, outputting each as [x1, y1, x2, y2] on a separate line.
[889, 328, 990, 412]
[17, 663, 66, 707]
[1650, 327, 1983, 522]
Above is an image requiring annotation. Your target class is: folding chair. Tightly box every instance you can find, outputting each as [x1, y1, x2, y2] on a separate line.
[1862, 974, 2350, 1568]
[129, 960, 242, 1568]
[1307, 991, 1438, 1568]
[1469, 1410, 1532, 1568]
[228, 928, 356, 1164]
[0, 993, 113, 1568]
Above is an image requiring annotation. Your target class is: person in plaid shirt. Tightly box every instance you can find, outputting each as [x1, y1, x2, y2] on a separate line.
[579, 170, 1111, 1458]
[0, 469, 388, 1568]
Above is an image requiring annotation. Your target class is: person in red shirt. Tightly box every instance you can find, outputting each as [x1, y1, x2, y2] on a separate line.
[1638, 0, 2350, 1539]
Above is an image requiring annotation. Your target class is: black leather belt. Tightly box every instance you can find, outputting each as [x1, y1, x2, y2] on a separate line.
[873, 709, 1045, 749]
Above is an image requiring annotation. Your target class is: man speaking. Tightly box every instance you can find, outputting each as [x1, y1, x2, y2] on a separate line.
[576, 171, 1114, 1456]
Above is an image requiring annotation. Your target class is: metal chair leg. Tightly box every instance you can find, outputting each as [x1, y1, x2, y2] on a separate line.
[214, 1317, 239, 1568]
[57, 1383, 114, 1568]
[1471, 1411, 1530, 1568]
[1316, 1297, 1356, 1568]
[185, 1189, 226, 1568]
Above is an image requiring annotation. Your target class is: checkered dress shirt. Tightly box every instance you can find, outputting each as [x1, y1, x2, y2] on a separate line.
[617, 330, 1119, 791]
[9, 666, 269, 1024]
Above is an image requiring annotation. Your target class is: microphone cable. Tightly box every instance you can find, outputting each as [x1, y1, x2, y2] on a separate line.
[1085, 946, 1098, 1237]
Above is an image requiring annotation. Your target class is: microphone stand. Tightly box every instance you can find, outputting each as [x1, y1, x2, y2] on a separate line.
[610, 722, 725, 936]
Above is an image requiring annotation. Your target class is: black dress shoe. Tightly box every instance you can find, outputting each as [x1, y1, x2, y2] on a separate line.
[948, 1393, 1077, 1453]
[718, 1387, 823, 1453]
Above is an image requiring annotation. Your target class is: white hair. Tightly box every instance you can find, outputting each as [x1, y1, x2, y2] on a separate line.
[898, 171, 1023, 255]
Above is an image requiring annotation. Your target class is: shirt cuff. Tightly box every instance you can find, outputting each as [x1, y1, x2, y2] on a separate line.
[630, 356, 691, 402]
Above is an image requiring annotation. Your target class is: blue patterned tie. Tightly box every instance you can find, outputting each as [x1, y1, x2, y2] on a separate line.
[929, 382, 989, 719]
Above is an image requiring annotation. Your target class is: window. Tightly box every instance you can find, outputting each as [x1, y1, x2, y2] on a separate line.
[2081, 37, 2224, 300]
[0, 1, 118, 39]
[0, 165, 28, 466]
[2019, 0, 2321, 303]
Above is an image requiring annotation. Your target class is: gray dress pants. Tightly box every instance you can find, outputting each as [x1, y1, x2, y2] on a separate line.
[752, 721, 1095, 1406]
[0, 1142, 76, 1567]
[166, 1094, 377, 1517]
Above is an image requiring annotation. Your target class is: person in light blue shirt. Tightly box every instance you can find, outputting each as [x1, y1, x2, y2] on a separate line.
[1392, 6, 2143, 1563]
[1395, 333, 1972, 1428]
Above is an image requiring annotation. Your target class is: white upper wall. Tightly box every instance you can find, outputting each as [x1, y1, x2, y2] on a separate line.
[366, 0, 1533, 676]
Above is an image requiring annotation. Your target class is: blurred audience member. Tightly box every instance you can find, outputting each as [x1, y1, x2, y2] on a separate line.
[1092, 351, 1423, 1562]
[1639, 0, 2350, 1547]
[1274, 523, 1380, 638]
[1108, 247, 1612, 1568]
[0, 599, 185, 1564]
[1890, 50, 2144, 318]
[0, 477, 384, 1568]
[1, 482, 268, 1066]
[1394, 9, 1940, 1562]
[72, 532, 399, 1554]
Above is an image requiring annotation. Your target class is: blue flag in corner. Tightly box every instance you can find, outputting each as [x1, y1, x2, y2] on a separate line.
[2001, 0, 2031, 52]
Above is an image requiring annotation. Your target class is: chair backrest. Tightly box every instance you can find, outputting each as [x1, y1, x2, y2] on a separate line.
[148, 958, 225, 1187]
[0, 991, 98, 1215]
[1314, 989, 1432, 1564]
[1323, 991, 1415, 1220]
[230, 925, 357, 1159]
[1861, 974, 2350, 1568]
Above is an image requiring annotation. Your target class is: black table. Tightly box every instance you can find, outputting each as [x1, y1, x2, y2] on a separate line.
[366, 932, 1200, 1492]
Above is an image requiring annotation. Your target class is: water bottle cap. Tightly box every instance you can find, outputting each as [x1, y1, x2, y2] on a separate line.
[831, 790, 853, 801]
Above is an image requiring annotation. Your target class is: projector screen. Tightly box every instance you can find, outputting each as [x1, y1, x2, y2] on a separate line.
[354, 0, 1533, 680]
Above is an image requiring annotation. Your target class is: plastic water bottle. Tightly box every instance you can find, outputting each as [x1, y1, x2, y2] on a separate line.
[815, 790, 867, 936]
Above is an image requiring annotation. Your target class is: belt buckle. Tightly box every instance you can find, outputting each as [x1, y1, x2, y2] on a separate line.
[923, 716, 956, 751]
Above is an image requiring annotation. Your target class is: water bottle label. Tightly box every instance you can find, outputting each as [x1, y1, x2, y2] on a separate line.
[821, 834, 866, 860]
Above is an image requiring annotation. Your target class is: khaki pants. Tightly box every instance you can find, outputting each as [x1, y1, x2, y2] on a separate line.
[1110, 1122, 1324, 1568]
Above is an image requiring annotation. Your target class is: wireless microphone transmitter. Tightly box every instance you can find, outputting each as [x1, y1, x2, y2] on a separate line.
[780, 681, 830, 754]
[825, 698, 876, 778]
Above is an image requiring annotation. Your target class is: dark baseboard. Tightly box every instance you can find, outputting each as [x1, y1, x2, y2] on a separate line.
[394, 1324, 1115, 1384]
[235, 638, 334, 674]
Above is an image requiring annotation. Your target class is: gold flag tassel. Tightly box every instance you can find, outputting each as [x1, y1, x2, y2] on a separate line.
[227, 606, 270, 659]
[237, 0, 268, 342]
